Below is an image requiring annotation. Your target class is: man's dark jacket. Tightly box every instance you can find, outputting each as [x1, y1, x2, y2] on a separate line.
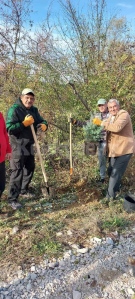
[6, 98, 48, 146]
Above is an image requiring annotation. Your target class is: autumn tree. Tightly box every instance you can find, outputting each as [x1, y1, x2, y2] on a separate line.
[0, 0, 33, 101]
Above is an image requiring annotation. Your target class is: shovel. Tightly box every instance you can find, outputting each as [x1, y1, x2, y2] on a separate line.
[30, 124, 50, 197]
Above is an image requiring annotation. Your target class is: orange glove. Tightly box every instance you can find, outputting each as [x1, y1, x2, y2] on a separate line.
[38, 123, 48, 132]
[92, 118, 102, 126]
[22, 115, 34, 127]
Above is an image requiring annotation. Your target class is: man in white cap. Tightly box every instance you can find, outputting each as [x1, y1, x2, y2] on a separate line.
[6, 88, 48, 210]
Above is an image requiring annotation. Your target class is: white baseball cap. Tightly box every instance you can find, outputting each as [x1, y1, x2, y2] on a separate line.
[22, 88, 35, 96]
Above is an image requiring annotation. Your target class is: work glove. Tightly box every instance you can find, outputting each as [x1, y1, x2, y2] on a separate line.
[37, 123, 48, 132]
[92, 118, 102, 126]
[70, 118, 77, 125]
[22, 115, 34, 127]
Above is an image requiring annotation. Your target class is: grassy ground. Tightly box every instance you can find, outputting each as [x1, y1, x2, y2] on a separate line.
[0, 152, 135, 281]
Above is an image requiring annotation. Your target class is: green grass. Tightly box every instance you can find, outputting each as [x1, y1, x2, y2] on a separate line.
[101, 216, 130, 231]
[32, 239, 63, 256]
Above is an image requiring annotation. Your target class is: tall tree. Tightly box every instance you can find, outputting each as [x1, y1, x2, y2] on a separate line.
[0, 0, 33, 97]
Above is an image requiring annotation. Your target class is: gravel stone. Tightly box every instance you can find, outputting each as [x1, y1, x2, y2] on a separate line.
[0, 229, 135, 299]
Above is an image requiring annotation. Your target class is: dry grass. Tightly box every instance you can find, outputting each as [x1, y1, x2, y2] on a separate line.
[0, 153, 135, 281]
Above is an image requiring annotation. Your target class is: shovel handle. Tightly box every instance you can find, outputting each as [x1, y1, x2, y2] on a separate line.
[69, 113, 73, 175]
[30, 124, 48, 184]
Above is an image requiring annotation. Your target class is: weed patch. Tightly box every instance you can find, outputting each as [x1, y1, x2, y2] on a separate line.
[32, 239, 63, 256]
[101, 216, 130, 231]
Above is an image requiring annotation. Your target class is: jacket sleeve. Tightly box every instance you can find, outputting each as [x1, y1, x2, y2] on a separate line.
[6, 106, 25, 135]
[5, 128, 12, 153]
[74, 120, 87, 127]
[2, 114, 12, 153]
[103, 112, 129, 133]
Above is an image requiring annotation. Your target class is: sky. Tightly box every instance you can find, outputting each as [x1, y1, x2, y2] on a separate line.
[30, 0, 135, 27]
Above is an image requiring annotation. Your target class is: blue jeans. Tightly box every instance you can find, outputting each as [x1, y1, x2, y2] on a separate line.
[97, 142, 106, 180]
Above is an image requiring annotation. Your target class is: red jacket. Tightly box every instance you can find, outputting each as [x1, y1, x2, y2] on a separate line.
[0, 112, 12, 163]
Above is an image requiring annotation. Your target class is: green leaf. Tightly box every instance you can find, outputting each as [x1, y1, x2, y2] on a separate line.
[83, 122, 103, 142]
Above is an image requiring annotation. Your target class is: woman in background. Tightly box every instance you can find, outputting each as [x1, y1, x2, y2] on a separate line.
[0, 112, 12, 198]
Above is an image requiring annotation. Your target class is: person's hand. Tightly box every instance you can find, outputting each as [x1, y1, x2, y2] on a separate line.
[93, 118, 102, 126]
[70, 118, 77, 125]
[22, 115, 34, 127]
[37, 123, 48, 132]
[6, 153, 12, 160]
[101, 119, 109, 127]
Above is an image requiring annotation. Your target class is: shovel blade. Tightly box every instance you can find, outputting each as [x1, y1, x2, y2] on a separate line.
[41, 186, 56, 199]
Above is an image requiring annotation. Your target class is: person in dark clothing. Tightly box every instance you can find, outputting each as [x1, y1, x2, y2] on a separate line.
[6, 88, 48, 210]
[72, 99, 109, 183]
[0, 112, 12, 198]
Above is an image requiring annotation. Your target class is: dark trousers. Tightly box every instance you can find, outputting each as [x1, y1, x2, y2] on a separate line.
[8, 144, 35, 202]
[0, 161, 5, 197]
[106, 154, 132, 199]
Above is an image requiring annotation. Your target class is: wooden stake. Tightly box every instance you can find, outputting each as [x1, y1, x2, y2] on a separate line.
[69, 113, 73, 175]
